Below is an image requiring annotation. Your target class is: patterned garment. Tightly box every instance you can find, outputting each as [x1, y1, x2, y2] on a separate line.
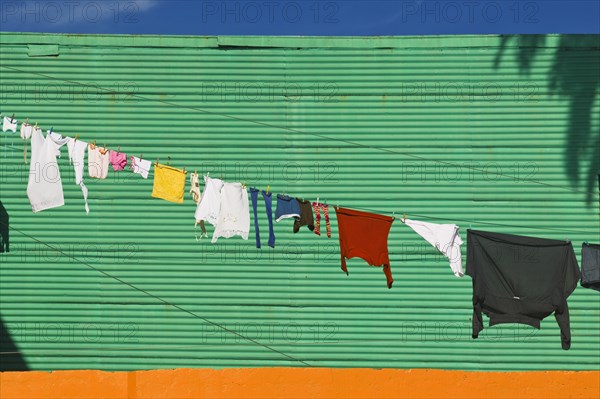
[312, 202, 331, 238]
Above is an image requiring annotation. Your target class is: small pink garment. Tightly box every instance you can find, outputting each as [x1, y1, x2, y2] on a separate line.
[109, 150, 128, 171]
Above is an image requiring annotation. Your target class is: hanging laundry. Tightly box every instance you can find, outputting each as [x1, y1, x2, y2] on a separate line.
[88, 144, 109, 179]
[262, 190, 275, 247]
[275, 194, 301, 222]
[0, 201, 9, 253]
[20, 122, 33, 164]
[67, 138, 90, 214]
[151, 163, 187, 204]
[3, 116, 18, 158]
[467, 229, 580, 350]
[250, 188, 276, 248]
[580, 243, 600, 291]
[194, 175, 224, 227]
[130, 156, 151, 179]
[189, 172, 202, 204]
[109, 150, 128, 171]
[2, 116, 17, 132]
[211, 182, 250, 243]
[335, 207, 395, 288]
[294, 198, 315, 233]
[403, 219, 464, 277]
[27, 129, 69, 213]
[313, 202, 332, 238]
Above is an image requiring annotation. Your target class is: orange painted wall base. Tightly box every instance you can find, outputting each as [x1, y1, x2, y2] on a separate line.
[1, 368, 599, 399]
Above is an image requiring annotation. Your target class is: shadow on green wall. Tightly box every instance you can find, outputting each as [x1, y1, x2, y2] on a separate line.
[494, 35, 600, 206]
[0, 315, 29, 371]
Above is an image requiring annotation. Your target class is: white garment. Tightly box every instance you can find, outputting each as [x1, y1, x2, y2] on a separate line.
[27, 130, 68, 213]
[211, 182, 250, 243]
[195, 175, 224, 226]
[20, 123, 33, 139]
[130, 156, 151, 179]
[2, 116, 17, 132]
[404, 219, 464, 277]
[67, 139, 90, 214]
[88, 144, 109, 179]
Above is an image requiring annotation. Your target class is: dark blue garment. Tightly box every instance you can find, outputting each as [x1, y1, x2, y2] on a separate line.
[275, 194, 301, 222]
[262, 190, 275, 248]
[249, 188, 276, 249]
[250, 188, 261, 248]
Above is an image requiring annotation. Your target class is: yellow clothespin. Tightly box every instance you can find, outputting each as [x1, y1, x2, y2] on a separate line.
[75, 134, 79, 142]
[266, 185, 270, 195]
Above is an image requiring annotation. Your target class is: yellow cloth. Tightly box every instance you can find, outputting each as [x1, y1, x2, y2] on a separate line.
[152, 163, 187, 204]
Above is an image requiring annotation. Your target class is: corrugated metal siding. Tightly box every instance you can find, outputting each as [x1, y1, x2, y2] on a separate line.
[0, 33, 599, 372]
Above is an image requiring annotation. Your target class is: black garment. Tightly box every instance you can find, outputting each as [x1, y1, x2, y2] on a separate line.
[581, 243, 600, 291]
[466, 229, 580, 350]
[293, 199, 315, 233]
[0, 201, 8, 253]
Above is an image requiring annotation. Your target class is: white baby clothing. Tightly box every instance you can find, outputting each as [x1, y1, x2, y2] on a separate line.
[194, 175, 224, 227]
[67, 138, 90, 214]
[20, 122, 33, 139]
[2, 116, 17, 133]
[404, 218, 464, 277]
[88, 144, 109, 179]
[130, 156, 151, 179]
[27, 129, 68, 213]
[211, 182, 250, 243]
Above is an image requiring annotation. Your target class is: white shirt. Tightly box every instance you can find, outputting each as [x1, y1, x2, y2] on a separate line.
[27, 130, 68, 213]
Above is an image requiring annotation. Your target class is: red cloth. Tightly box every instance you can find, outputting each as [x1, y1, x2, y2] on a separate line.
[334, 207, 395, 288]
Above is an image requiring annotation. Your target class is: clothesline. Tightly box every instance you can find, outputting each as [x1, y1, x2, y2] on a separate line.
[0, 64, 595, 197]
[1, 112, 594, 236]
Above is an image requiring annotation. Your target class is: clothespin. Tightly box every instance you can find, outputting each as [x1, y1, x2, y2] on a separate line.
[34, 122, 38, 128]
[565, 235, 569, 243]
[49, 127, 53, 134]
[469, 224, 473, 230]
[316, 197, 319, 205]
[75, 134, 78, 142]
[266, 185, 270, 195]
[140, 153, 143, 160]
[25, 118, 29, 125]
[194, 169, 197, 175]
[392, 211, 395, 220]
[10, 114, 14, 123]
[403, 213, 406, 223]
[103, 143, 107, 151]
[93, 139, 97, 147]
[118, 146, 121, 152]
[242, 181, 246, 189]
[156, 157, 160, 166]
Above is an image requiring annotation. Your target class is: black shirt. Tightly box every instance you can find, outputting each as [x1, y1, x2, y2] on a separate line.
[467, 229, 580, 350]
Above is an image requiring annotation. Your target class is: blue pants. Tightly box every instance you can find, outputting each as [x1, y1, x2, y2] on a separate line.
[250, 188, 275, 248]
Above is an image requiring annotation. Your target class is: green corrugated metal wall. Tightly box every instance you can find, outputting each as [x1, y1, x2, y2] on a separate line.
[0, 33, 599, 372]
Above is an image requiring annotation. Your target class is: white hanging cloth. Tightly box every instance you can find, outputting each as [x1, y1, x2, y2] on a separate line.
[404, 218, 465, 277]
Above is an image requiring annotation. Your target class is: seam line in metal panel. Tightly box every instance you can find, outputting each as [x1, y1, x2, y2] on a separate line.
[0, 65, 596, 197]
[0, 221, 312, 367]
